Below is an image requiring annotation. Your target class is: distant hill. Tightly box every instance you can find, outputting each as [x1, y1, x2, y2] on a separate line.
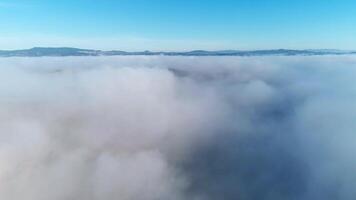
[0, 47, 355, 57]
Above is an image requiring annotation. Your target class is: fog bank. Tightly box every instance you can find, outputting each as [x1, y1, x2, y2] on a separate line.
[0, 56, 356, 200]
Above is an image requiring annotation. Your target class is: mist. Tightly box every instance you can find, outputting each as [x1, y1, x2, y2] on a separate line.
[0, 56, 356, 200]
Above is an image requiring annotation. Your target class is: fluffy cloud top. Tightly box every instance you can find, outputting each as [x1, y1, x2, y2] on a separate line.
[0, 56, 356, 200]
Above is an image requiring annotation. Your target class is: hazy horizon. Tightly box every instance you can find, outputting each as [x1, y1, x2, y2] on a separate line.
[1, 46, 356, 51]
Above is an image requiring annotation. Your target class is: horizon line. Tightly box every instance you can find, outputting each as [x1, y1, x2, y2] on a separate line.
[1, 46, 356, 52]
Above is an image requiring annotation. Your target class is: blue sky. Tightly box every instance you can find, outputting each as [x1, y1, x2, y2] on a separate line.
[1, 0, 356, 50]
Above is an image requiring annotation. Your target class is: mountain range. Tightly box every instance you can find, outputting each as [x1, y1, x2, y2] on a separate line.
[0, 47, 355, 57]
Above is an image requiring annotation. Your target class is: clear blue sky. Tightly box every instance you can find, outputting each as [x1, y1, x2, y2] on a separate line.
[1, 0, 356, 50]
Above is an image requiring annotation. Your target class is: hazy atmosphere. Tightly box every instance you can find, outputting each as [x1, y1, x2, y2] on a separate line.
[1, 56, 356, 200]
[1, 0, 356, 199]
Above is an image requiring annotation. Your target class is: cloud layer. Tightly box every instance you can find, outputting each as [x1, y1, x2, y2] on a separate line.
[0, 56, 356, 200]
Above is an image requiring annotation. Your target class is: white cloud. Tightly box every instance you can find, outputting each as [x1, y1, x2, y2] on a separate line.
[0, 56, 356, 200]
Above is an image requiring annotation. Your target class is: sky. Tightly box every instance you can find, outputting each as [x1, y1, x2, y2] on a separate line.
[1, 0, 356, 50]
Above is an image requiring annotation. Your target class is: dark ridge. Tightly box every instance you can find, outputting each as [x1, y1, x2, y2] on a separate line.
[0, 47, 355, 57]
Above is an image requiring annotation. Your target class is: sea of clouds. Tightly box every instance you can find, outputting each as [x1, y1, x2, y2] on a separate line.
[0, 56, 355, 200]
